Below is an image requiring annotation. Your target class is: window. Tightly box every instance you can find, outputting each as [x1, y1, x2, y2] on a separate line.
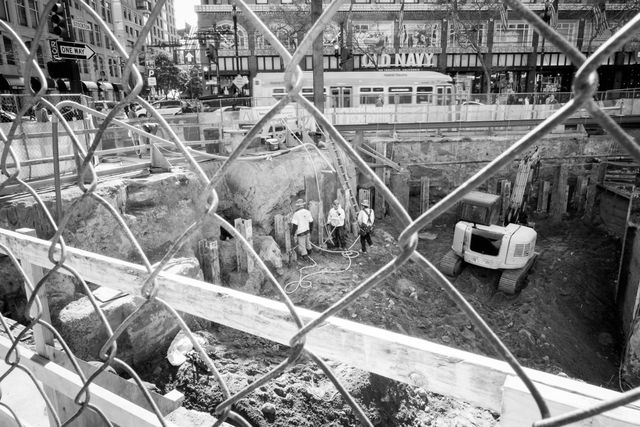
[354, 0, 370, 3]
[302, 87, 314, 102]
[416, 86, 433, 104]
[0, 0, 9, 22]
[36, 45, 44, 67]
[359, 87, 384, 105]
[281, 0, 292, 3]
[377, 0, 394, 3]
[3, 36, 15, 64]
[16, 0, 28, 26]
[256, 0, 267, 3]
[87, 23, 95, 44]
[550, 22, 577, 49]
[388, 87, 413, 105]
[448, 22, 486, 47]
[95, 25, 101, 47]
[494, 22, 531, 47]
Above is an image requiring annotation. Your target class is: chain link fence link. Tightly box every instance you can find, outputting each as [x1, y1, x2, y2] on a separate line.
[1, 0, 640, 426]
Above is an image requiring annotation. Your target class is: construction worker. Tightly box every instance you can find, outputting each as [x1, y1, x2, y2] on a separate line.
[357, 199, 375, 253]
[327, 199, 346, 250]
[291, 199, 314, 260]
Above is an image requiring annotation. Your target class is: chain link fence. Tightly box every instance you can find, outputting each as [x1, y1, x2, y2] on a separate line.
[1, 0, 640, 426]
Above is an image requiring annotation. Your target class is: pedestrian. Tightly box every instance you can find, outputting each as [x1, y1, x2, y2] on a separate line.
[327, 199, 346, 250]
[357, 199, 375, 253]
[34, 102, 49, 122]
[375, 94, 384, 107]
[291, 199, 314, 261]
[545, 94, 557, 105]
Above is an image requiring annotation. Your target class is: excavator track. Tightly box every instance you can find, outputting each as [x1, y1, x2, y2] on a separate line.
[440, 249, 464, 277]
[497, 253, 538, 294]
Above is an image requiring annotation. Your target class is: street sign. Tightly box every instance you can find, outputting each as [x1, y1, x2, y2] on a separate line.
[51, 40, 96, 60]
[184, 50, 195, 63]
[72, 20, 91, 31]
[233, 75, 248, 90]
[148, 77, 157, 87]
[49, 39, 60, 60]
[148, 69, 155, 77]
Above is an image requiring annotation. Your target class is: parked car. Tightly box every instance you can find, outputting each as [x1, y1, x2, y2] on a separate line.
[93, 100, 127, 120]
[138, 99, 186, 117]
[0, 108, 16, 123]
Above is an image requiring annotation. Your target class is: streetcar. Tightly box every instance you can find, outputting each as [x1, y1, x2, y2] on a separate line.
[251, 70, 456, 125]
[252, 70, 455, 108]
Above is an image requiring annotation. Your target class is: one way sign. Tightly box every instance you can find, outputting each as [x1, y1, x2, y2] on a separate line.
[50, 40, 96, 60]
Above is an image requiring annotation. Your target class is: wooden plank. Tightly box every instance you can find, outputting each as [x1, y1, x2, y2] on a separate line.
[356, 145, 401, 171]
[374, 141, 387, 220]
[563, 184, 570, 214]
[502, 375, 640, 427]
[198, 240, 221, 284]
[574, 175, 588, 212]
[17, 228, 57, 427]
[584, 163, 607, 222]
[234, 218, 246, 272]
[244, 219, 254, 273]
[420, 176, 431, 227]
[550, 165, 569, 223]
[541, 181, 551, 213]
[274, 214, 286, 253]
[4, 229, 640, 419]
[0, 336, 181, 427]
[285, 213, 296, 263]
[47, 345, 183, 416]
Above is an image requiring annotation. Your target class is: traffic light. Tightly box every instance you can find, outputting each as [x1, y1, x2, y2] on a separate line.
[50, 2, 68, 38]
[206, 44, 217, 62]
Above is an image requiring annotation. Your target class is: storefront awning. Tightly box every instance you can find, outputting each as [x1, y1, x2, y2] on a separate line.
[112, 83, 123, 92]
[81, 81, 99, 92]
[30, 77, 56, 92]
[98, 81, 114, 91]
[57, 79, 70, 92]
[0, 75, 10, 91]
[6, 77, 24, 88]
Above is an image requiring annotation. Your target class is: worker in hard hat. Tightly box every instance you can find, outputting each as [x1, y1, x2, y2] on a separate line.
[291, 199, 314, 260]
[327, 199, 346, 250]
[357, 199, 375, 253]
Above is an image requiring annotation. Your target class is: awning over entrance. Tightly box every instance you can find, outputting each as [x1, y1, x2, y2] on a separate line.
[112, 83, 123, 93]
[81, 81, 99, 92]
[98, 81, 114, 91]
[6, 77, 24, 88]
[0, 75, 11, 91]
[30, 77, 56, 92]
[56, 79, 70, 92]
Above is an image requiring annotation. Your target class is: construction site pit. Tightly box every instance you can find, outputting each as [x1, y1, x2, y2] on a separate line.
[0, 137, 626, 426]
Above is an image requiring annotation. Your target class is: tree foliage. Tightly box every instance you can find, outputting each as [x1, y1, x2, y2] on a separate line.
[154, 51, 188, 97]
[182, 66, 204, 99]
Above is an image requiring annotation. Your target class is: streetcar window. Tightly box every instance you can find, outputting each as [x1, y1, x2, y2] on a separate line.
[388, 86, 412, 105]
[436, 86, 446, 105]
[302, 87, 314, 102]
[359, 87, 384, 105]
[272, 88, 285, 101]
[417, 86, 434, 104]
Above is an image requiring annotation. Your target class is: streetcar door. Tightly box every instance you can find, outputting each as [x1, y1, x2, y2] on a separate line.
[330, 86, 352, 108]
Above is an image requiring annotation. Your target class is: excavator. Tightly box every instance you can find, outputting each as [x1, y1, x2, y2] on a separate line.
[439, 148, 540, 294]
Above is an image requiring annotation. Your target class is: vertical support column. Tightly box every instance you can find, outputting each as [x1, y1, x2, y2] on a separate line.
[374, 140, 387, 219]
[51, 117, 63, 224]
[198, 239, 221, 284]
[390, 169, 410, 214]
[499, 180, 511, 224]
[420, 176, 431, 226]
[17, 228, 58, 426]
[574, 175, 588, 213]
[286, 213, 296, 263]
[584, 163, 606, 223]
[550, 164, 569, 223]
[538, 181, 551, 213]
[234, 218, 254, 273]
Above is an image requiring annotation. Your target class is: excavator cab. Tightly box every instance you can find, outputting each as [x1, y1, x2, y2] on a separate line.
[440, 190, 538, 294]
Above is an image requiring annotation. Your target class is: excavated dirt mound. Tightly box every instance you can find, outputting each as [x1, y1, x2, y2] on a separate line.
[138, 215, 620, 425]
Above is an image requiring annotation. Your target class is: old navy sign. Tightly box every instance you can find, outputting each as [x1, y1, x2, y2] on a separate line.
[361, 52, 435, 68]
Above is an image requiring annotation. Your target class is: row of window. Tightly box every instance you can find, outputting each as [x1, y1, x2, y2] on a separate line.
[211, 18, 605, 53]
[205, 0, 605, 4]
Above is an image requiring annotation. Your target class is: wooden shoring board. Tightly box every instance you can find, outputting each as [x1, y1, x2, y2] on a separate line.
[0, 336, 181, 427]
[1, 228, 640, 423]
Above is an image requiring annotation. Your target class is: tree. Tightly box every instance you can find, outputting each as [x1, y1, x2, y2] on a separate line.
[182, 65, 204, 99]
[154, 51, 188, 98]
[584, 0, 640, 56]
[446, 0, 504, 94]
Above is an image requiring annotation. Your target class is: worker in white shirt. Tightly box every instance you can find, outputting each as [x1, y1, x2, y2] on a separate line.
[327, 199, 346, 250]
[357, 199, 375, 253]
[291, 199, 314, 260]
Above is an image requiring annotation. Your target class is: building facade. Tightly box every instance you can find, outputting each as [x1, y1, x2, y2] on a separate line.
[0, 0, 177, 100]
[194, 0, 640, 98]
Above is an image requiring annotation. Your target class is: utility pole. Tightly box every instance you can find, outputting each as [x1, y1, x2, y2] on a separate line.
[311, 0, 324, 113]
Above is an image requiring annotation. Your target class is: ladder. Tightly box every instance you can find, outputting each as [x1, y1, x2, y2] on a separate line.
[506, 146, 540, 224]
[315, 129, 359, 218]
